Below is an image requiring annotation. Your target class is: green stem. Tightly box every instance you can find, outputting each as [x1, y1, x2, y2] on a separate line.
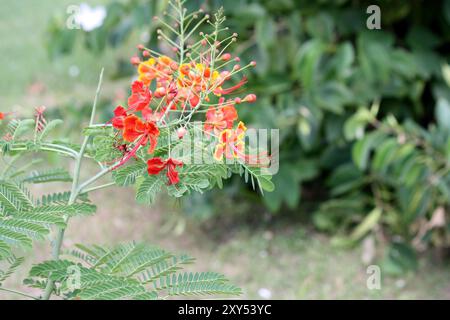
[41, 69, 104, 300]
[0, 287, 39, 300]
[79, 182, 115, 194]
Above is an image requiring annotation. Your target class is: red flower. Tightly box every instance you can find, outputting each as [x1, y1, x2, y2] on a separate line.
[123, 115, 159, 154]
[111, 106, 128, 129]
[0, 112, 4, 120]
[127, 81, 152, 111]
[146, 157, 166, 174]
[147, 157, 183, 185]
[111, 115, 160, 170]
[166, 158, 183, 185]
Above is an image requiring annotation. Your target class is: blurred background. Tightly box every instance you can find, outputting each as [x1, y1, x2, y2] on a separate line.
[1, 0, 450, 299]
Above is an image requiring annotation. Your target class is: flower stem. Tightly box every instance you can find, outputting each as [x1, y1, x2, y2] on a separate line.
[41, 69, 104, 300]
[79, 182, 115, 195]
[0, 287, 39, 300]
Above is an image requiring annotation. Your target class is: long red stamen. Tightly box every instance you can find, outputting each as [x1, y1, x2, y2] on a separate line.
[111, 135, 147, 170]
[219, 76, 248, 95]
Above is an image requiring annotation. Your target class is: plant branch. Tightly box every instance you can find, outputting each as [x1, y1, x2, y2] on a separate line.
[0, 287, 39, 300]
[42, 69, 104, 300]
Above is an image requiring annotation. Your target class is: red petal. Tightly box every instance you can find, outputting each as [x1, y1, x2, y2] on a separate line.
[147, 157, 166, 175]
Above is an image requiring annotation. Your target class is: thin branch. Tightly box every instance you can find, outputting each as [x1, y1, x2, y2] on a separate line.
[0, 287, 39, 300]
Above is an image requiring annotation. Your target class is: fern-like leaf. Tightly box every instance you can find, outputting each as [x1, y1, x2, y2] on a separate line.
[22, 168, 72, 184]
[0, 255, 24, 285]
[26, 242, 241, 300]
[136, 176, 164, 205]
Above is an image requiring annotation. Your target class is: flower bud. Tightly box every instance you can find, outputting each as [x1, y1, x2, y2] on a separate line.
[130, 55, 141, 66]
[142, 50, 150, 58]
[177, 127, 187, 139]
[154, 87, 167, 98]
[137, 44, 145, 51]
[243, 94, 257, 103]
[220, 53, 232, 61]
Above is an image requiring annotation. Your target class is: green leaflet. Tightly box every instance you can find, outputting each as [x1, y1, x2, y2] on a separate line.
[135, 175, 164, 205]
[26, 242, 241, 300]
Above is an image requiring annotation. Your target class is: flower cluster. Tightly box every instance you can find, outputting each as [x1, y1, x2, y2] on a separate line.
[108, 6, 261, 186]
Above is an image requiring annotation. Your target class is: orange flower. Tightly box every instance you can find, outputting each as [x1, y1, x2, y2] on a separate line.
[138, 58, 157, 86]
[138, 56, 177, 87]
[214, 121, 247, 161]
[127, 81, 152, 112]
[204, 103, 238, 136]
[123, 115, 159, 154]
[147, 157, 183, 185]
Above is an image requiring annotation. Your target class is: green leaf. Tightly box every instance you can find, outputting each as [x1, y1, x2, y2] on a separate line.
[436, 98, 450, 131]
[381, 242, 418, 275]
[22, 168, 72, 184]
[0, 181, 34, 214]
[352, 131, 386, 170]
[39, 119, 63, 140]
[26, 242, 240, 300]
[12, 119, 35, 140]
[113, 162, 146, 187]
[135, 175, 164, 205]
[349, 207, 382, 242]
[0, 255, 24, 284]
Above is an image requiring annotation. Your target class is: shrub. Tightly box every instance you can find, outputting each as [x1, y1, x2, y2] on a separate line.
[0, 1, 274, 299]
[47, 0, 450, 272]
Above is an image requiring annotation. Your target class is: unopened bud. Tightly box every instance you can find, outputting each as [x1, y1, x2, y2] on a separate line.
[244, 94, 257, 103]
[177, 127, 187, 139]
[220, 53, 232, 61]
[154, 87, 167, 98]
[130, 55, 141, 66]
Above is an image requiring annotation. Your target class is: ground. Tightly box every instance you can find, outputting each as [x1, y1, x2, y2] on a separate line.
[1, 0, 450, 300]
[2, 185, 450, 299]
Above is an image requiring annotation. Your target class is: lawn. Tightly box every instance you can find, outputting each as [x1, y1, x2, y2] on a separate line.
[1, 0, 449, 300]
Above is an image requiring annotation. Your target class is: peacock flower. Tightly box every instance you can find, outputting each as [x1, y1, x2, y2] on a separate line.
[204, 102, 238, 136]
[138, 56, 177, 87]
[122, 115, 159, 153]
[127, 81, 152, 112]
[147, 157, 183, 185]
[111, 106, 128, 129]
[214, 121, 247, 161]
[137, 58, 157, 86]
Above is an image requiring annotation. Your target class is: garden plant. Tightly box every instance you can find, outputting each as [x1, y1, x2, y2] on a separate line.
[0, 1, 273, 300]
[46, 0, 450, 274]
